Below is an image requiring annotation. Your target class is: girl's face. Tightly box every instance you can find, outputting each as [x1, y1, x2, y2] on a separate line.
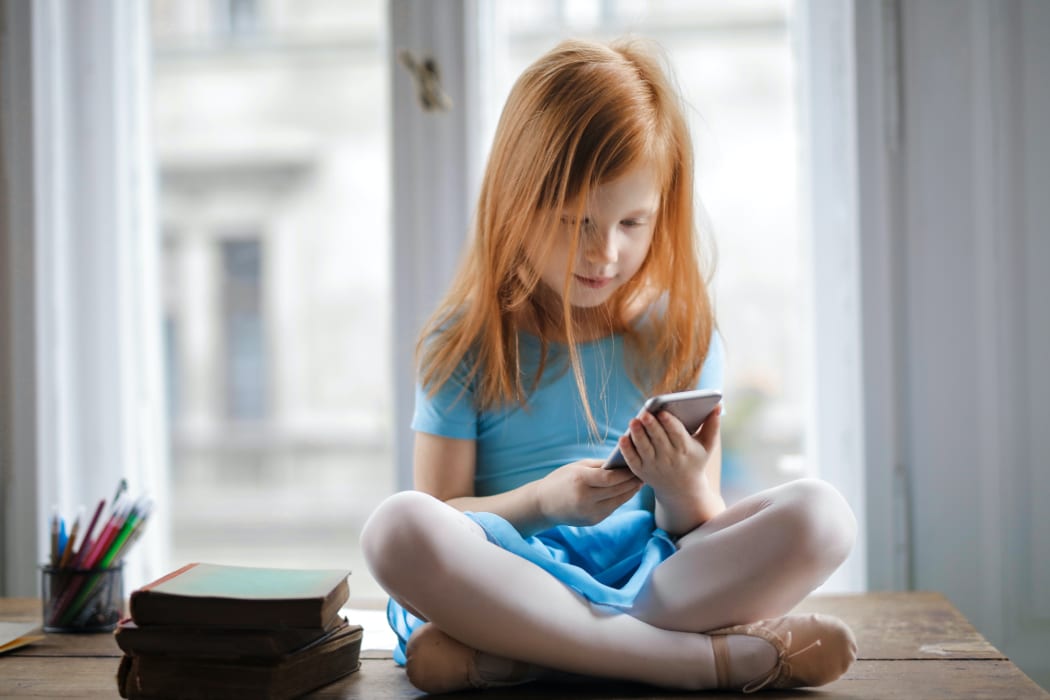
[540, 163, 660, 308]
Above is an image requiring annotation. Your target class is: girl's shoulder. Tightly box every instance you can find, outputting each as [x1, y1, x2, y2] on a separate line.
[417, 316, 480, 389]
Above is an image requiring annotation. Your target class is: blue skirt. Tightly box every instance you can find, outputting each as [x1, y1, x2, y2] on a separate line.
[386, 491, 677, 664]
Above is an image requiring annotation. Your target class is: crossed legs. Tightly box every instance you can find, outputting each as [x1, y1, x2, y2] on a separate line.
[631, 478, 856, 631]
[360, 478, 855, 690]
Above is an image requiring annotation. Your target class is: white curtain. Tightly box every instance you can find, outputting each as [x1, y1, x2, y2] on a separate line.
[1, 0, 168, 596]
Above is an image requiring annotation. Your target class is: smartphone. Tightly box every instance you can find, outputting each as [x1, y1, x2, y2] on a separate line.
[602, 388, 723, 469]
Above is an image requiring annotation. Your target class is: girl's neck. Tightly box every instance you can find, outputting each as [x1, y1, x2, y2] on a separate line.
[512, 294, 624, 344]
[510, 282, 659, 343]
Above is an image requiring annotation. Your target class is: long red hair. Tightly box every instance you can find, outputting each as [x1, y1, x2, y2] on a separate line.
[418, 38, 714, 433]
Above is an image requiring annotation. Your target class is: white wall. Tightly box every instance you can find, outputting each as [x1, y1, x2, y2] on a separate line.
[852, 0, 1050, 688]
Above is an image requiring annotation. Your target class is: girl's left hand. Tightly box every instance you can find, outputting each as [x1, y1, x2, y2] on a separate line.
[617, 404, 723, 523]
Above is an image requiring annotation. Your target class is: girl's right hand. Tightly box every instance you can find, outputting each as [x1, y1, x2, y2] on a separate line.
[534, 459, 643, 527]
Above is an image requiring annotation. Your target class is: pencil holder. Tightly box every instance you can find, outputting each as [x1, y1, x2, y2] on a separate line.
[40, 563, 124, 633]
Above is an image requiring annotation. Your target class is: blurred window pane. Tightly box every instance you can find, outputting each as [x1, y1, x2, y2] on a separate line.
[213, 0, 261, 39]
[151, 0, 392, 600]
[221, 238, 267, 421]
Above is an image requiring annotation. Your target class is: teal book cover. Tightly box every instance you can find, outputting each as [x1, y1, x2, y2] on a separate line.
[129, 563, 351, 629]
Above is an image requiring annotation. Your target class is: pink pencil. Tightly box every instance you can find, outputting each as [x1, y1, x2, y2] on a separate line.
[80, 496, 128, 570]
[70, 499, 106, 570]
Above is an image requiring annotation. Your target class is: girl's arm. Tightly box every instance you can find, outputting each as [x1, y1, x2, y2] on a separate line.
[652, 432, 725, 535]
[414, 432, 642, 537]
[413, 432, 549, 533]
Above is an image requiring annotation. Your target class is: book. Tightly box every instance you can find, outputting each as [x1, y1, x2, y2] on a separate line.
[0, 622, 45, 654]
[113, 614, 349, 659]
[128, 563, 350, 630]
[116, 622, 364, 700]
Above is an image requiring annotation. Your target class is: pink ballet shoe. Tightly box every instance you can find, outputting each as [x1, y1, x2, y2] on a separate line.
[405, 623, 535, 694]
[708, 613, 857, 693]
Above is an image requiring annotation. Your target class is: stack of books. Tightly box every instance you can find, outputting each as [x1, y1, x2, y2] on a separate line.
[115, 563, 362, 699]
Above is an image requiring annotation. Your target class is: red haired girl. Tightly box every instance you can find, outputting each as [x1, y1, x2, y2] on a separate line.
[363, 38, 857, 693]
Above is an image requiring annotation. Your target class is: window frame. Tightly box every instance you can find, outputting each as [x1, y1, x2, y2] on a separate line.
[795, 0, 878, 592]
[388, 0, 489, 490]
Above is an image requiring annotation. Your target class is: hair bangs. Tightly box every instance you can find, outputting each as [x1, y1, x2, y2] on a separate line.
[535, 64, 671, 214]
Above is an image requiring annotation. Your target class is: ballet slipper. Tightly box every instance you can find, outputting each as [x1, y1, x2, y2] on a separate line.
[404, 623, 535, 694]
[708, 613, 857, 693]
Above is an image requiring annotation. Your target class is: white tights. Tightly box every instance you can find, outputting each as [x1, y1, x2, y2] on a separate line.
[361, 478, 855, 690]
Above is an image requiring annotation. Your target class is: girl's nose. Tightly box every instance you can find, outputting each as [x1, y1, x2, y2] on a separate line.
[583, 228, 617, 264]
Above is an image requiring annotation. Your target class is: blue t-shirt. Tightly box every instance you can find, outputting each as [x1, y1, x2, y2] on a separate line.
[412, 331, 724, 496]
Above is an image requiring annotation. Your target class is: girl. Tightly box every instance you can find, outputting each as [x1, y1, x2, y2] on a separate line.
[362, 37, 857, 693]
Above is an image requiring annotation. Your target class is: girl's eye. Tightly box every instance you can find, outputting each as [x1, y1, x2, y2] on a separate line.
[561, 216, 593, 229]
[621, 219, 645, 228]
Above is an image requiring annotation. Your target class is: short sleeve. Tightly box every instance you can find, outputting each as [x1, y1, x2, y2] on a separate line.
[411, 364, 478, 440]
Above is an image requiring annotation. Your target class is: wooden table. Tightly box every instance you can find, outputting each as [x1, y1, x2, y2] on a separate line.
[2, 593, 1047, 698]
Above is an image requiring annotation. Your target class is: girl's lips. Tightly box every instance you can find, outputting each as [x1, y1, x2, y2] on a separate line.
[574, 274, 612, 289]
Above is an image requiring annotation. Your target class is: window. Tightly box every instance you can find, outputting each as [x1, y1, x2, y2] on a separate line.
[151, 0, 392, 600]
[3, 0, 861, 600]
[155, 0, 806, 600]
[220, 238, 267, 422]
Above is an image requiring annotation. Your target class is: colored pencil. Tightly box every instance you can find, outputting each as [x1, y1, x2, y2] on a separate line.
[71, 499, 107, 570]
[57, 507, 84, 569]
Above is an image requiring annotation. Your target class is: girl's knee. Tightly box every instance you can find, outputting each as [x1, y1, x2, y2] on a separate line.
[779, 478, 856, 569]
[361, 490, 443, 580]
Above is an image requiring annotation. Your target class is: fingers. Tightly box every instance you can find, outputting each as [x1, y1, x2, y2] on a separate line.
[598, 481, 643, 510]
[629, 412, 673, 458]
[657, 404, 722, 450]
[584, 460, 641, 486]
[655, 411, 690, 451]
[618, 433, 640, 471]
[695, 404, 722, 451]
[617, 414, 667, 472]
[597, 468, 642, 492]
[576, 461, 643, 521]
[619, 404, 722, 471]
[629, 409, 688, 460]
